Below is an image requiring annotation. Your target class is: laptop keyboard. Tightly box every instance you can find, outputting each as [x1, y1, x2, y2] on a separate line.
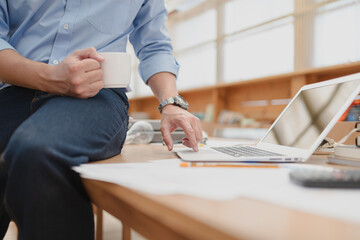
[211, 146, 284, 157]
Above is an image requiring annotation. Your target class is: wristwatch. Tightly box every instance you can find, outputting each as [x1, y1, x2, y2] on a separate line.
[158, 95, 189, 113]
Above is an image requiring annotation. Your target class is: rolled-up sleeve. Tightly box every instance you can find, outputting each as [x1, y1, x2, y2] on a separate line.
[0, 1, 15, 51]
[129, 0, 179, 83]
[0, 1, 15, 87]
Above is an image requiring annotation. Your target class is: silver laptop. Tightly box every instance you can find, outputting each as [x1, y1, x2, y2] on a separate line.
[176, 73, 360, 163]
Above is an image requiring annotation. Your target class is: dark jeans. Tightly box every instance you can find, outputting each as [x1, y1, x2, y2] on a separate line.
[0, 86, 129, 240]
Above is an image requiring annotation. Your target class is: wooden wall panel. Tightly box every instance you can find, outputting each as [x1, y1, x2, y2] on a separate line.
[129, 97, 160, 119]
[181, 90, 213, 113]
[225, 80, 291, 118]
[128, 62, 360, 124]
[235, 105, 287, 122]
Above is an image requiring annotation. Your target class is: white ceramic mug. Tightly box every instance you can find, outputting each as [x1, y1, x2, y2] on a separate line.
[99, 52, 132, 88]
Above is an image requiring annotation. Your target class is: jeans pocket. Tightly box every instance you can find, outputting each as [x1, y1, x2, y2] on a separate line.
[87, 0, 132, 35]
[107, 88, 129, 110]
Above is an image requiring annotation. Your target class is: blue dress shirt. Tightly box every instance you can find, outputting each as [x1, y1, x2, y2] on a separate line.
[0, 0, 179, 85]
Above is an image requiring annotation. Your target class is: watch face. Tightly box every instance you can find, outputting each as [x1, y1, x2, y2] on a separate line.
[158, 95, 189, 113]
[175, 97, 182, 104]
[174, 96, 188, 109]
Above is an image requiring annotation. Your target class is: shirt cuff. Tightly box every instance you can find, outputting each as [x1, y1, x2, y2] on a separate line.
[139, 53, 180, 83]
[0, 40, 16, 87]
[0, 39, 15, 52]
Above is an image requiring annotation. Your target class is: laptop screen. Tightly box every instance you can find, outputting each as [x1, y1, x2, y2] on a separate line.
[261, 78, 360, 149]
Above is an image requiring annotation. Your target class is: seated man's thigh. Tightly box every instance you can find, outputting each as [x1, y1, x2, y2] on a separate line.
[0, 86, 35, 153]
[4, 88, 129, 166]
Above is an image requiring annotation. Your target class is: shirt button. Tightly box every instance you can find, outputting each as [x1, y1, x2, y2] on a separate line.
[63, 24, 69, 30]
[52, 60, 59, 65]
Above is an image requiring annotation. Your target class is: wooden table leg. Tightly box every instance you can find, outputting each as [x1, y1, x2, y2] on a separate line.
[122, 222, 131, 240]
[96, 207, 103, 240]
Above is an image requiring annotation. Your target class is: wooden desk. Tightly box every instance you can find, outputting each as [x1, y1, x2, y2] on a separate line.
[83, 144, 360, 240]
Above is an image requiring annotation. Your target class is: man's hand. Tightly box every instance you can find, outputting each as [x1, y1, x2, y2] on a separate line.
[147, 72, 203, 152]
[47, 47, 105, 98]
[160, 105, 202, 152]
[0, 48, 104, 96]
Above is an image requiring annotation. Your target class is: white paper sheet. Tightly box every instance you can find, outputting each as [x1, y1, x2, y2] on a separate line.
[73, 160, 360, 224]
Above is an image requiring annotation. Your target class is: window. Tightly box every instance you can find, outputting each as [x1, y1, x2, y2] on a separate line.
[128, 0, 360, 98]
[224, 0, 293, 34]
[223, 0, 294, 82]
[169, 9, 217, 90]
[224, 19, 294, 81]
[314, 0, 360, 67]
[176, 43, 217, 89]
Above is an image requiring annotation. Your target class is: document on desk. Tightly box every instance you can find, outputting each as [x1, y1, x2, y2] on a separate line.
[73, 160, 360, 224]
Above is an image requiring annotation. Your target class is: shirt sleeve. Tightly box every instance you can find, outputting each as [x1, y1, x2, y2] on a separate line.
[129, 0, 179, 83]
[0, 1, 15, 51]
[0, 1, 15, 87]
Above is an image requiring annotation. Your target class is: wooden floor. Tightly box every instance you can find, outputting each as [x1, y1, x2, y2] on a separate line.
[4, 211, 147, 240]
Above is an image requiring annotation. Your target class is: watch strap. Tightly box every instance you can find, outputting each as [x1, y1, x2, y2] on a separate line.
[158, 95, 188, 113]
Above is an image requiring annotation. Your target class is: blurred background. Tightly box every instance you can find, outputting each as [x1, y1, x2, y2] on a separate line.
[127, 0, 360, 138]
[5, 1, 360, 240]
[129, 0, 360, 96]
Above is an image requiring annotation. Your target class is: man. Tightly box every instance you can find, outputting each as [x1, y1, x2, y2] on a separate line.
[0, 1, 202, 239]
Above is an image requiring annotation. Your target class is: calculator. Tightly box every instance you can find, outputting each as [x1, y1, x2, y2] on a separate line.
[289, 168, 360, 188]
